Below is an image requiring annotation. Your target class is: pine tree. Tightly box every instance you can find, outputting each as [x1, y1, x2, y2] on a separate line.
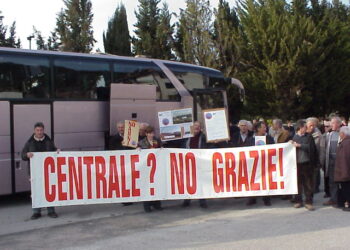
[155, 3, 174, 60]
[103, 3, 131, 56]
[0, 12, 21, 48]
[174, 0, 216, 67]
[133, 0, 161, 57]
[55, 0, 95, 53]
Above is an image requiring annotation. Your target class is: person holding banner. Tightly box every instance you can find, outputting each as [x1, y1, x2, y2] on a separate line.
[246, 121, 274, 206]
[292, 120, 317, 211]
[21, 122, 60, 220]
[231, 120, 253, 147]
[138, 126, 163, 212]
[182, 121, 208, 208]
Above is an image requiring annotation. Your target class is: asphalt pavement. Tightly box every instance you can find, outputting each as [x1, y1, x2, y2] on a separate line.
[0, 191, 349, 250]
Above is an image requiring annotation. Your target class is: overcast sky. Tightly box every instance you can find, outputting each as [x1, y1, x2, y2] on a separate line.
[1, 0, 225, 51]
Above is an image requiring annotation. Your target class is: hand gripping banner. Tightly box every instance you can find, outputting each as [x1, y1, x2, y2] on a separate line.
[30, 143, 297, 208]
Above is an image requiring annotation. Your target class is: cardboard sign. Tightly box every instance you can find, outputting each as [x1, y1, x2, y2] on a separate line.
[122, 120, 139, 148]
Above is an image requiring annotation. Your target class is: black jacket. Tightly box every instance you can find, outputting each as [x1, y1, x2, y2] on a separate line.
[109, 133, 134, 150]
[231, 132, 253, 147]
[293, 133, 317, 165]
[21, 134, 57, 161]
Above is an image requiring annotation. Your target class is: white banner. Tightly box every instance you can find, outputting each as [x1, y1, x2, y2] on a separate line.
[30, 143, 297, 208]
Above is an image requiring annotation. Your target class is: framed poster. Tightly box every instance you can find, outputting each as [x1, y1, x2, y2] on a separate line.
[203, 108, 230, 143]
[158, 108, 193, 141]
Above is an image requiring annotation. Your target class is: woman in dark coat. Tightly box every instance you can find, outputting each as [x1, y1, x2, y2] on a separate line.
[138, 126, 163, 212]
[334, 126, 350, 211]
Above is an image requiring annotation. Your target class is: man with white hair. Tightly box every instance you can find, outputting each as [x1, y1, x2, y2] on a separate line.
[334, 126, 350, 211]
[269, 119, 290, 143]
[306, 117, 324, 193]
[323, 116, 342, 206]
[231, 120, 253, 147]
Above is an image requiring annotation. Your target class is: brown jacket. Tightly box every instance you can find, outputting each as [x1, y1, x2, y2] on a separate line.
[277, 129, 290, 143]
[334, 136, 350, 182]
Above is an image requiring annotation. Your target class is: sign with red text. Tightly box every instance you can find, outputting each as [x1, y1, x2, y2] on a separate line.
[30, 143, 297, 208]
[122, 120, 139, 148]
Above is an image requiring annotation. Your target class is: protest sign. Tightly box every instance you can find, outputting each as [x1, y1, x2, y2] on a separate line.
[30, 143, 297, 208]
[158, 108, 193, 141]
[203, 108, 230, 142]
[122, 120, 139, 148]
[255, 136, 267, 146]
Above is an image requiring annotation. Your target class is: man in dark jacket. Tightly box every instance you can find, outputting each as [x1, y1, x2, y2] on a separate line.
[231, 120, 253, 147]
[182, 121, 208, 208]
[21, 122, 59, 219]
[334, 126, 350, 211]
[292, 120, 317, 211]
[109, 121, 134, 150]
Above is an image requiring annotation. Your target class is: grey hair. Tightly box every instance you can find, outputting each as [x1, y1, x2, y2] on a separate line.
[306, 117, 319, 126]
[331, 116, 342, 125]
[273, 119, 283, 128]
[247, 121, 253, 130]
[238, 120, 248, 126]
[117, 121, 124, 126]
[340, 126, 350, 136]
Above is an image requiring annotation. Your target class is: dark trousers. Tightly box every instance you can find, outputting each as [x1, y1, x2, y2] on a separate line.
[143, 201, 161, 210]
[324, 176, 330, 196]
[340, 181, 350, 204]
[295, 163, 314, 204]
[183, 199, 207, 206]
[314, 168, 321, 192]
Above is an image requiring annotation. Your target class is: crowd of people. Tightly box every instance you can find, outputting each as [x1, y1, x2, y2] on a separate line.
[21, 115, 350, 219]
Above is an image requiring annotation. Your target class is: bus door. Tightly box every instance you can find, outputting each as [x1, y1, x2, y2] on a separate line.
[192, 88, 228, 123]
[109, 84, 157, 136]
[0, 101, 11, 195]
[11, 102, 52, 193]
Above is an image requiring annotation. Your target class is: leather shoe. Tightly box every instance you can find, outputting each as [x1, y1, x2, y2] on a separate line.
[48, 212, 58, 218]
[30, 213, 41, 220]
[323, 200, 336, 206]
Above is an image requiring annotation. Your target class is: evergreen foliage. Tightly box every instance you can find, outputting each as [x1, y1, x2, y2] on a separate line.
[0, 11, 21, 48]
[55, 0, 95, 52]
[103, 3, 131, 56]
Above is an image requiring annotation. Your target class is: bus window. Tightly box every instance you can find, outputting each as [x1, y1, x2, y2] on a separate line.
[113, 60, 181, 102]
[164, 63, 206, 92]
[0, 55, 50, 99]
[54, 59, 111, 100]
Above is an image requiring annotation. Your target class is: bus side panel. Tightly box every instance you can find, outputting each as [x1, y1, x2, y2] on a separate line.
[53, 101, 108, 151]
[0, 101, 12, 195]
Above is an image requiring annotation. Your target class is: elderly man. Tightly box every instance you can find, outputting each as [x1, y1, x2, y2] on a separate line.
[334, 126, 350, 211]
[323, 116, 342, 206]
[269, 119, 290, 143]
[109, 121, 134, 150]
[306, 117, 324, 193]
[139, 122, 149, 141]
[182, 121, 208, 208]
[231, 120, 253, 147]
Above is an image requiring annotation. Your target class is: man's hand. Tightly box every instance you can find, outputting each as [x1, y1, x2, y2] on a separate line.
[27, 152, 34, 158]
[57, 149, 61, 154]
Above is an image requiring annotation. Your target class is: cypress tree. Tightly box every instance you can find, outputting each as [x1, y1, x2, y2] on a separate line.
[103, 3, 131, 56]
[55, 0, 95, 53]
